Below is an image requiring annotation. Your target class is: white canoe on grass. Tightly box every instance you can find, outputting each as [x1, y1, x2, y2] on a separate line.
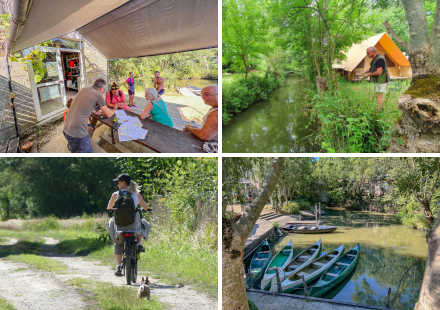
[260, 239, 293, 290]
[280, 243, 345, 293]
[269, 239, 322, 291]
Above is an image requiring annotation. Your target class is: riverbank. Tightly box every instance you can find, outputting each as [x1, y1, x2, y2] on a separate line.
[222, 73, 283, 125]
[244, 208, 427, 310]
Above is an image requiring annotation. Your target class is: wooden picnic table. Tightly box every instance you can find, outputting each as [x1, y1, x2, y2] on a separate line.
[91, 110, 217, 153]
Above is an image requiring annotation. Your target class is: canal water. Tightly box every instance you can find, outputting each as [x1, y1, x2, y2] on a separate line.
[246, 209, 427, 310]
[223, 74, 319, 153]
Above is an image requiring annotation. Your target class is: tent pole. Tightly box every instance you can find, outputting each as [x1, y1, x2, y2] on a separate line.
[4, 54, 19, 138]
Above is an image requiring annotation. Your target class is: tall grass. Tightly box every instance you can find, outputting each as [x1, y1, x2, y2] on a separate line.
[308, 79, 409, 153]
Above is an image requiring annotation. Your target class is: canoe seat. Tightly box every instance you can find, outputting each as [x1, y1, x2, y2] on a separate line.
[253, 258, 266, 261]
[325, 272, 339, 277]
[327, 254, 337, 257]
[335, 262, 350, 266]
[309, 248, 317, 251]
[287, 264, 300, 269]
[259, 251, 270, 254]
[282, 250, 291, 253]
[297, 272, 309, 277]
[312, 262, 326, 267]
[299, 256, 310, 259]
[345, 254, 356, 257]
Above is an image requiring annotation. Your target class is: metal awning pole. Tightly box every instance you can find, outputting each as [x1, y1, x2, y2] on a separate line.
[4, 54, 19, 138]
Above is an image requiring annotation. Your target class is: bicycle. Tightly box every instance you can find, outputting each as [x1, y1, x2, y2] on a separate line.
[113, 207, 151, 285]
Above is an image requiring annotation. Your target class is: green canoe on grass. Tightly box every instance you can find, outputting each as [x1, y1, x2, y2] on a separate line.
[309, 243, 360, 297]
[249, 240, 272, 286]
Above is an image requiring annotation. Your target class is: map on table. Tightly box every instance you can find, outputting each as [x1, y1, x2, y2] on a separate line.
[118, 122, 148, 141]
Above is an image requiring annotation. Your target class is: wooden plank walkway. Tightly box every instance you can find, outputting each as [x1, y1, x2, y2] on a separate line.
[247, 289, 396, 310]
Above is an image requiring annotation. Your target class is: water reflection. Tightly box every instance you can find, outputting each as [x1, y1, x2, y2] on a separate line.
[246, 209, 427, 310]
[223, 74, 319, 153]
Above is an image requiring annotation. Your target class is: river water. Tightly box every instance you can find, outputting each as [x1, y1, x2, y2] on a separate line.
[248, 209, 427, 310]
[223, 74, 319, 153]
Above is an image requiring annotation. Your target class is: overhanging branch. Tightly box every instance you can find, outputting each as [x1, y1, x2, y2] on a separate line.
[383, 21, 408, 51]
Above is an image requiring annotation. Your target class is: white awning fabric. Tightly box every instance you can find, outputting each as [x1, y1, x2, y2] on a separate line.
[76, 0, 218, 59]
[11, 0, 129, 52]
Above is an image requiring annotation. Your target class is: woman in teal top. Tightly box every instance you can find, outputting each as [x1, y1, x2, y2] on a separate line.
[140, 88, 174, 127]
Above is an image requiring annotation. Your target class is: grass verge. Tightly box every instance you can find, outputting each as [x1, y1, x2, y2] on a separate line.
[0, 297, 16, 310]
[7, 254, 67, 273]
[71, 278, 164, 310]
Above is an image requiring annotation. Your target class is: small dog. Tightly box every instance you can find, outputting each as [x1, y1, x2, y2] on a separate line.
[137, 276, 151, 300]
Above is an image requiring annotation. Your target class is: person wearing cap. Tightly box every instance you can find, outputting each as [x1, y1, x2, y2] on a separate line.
[106, 82, 131, 112]
[107, 173, 152, 277]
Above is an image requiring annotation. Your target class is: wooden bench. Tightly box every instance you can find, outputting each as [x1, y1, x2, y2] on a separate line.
[335, 262, 350, 266]
[345, 254, 356, 257]
[325, 272, 339, 277]
[91, 110, 217, 153]
[312, 262, 326, 267]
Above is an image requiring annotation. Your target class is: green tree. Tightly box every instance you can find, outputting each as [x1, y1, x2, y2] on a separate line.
[222, 0, 269, 79]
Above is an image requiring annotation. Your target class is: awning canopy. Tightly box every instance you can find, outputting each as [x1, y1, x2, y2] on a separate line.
[333, 32, 410, 72]
[77, 0, 218, 59]
[10, 0, 129, 52]
[10, 0, 218, 59]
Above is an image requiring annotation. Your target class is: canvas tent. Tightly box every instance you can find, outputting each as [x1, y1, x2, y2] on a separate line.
[333, 32, 412, 81]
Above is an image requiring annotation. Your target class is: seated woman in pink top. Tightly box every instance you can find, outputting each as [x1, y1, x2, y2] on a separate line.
[105, 83, 131, 112]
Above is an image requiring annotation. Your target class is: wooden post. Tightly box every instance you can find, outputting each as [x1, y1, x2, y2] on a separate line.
[275, 268, 282, 293]
[315, 204, 318, 225]
[301, 275, 309, 297]
[299, 214, 301, 222]
[319, 202, 321, 222]
[386, 287, 391, 309]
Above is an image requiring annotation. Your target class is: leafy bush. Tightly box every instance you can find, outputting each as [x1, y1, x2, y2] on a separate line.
[308, 80, 409, 153]
[281, 202, 300, 214]
[298, 200, 312, 210]
[396, 212, 430, 230]
[223, 74, 283, 125]
[31, 215, 61, 231]
[248, 300, 259, 310]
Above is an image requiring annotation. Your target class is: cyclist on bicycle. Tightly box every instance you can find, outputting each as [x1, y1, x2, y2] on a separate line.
[107, 173, 151, 276]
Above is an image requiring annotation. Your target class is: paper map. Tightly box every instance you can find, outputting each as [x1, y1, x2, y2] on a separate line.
[113, 110, 147, 141]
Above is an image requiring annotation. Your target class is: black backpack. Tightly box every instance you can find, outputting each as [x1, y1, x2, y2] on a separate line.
[114, 190, 136, 226]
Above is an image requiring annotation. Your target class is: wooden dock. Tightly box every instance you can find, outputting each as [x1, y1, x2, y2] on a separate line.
[244, 212, 322, 259]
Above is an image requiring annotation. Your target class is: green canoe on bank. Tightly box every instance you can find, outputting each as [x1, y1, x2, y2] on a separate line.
[309, 243, 360, 297]
[261, 239, 293, 290]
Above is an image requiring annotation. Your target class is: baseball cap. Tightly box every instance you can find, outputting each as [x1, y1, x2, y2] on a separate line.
[113, 173, 131, 183]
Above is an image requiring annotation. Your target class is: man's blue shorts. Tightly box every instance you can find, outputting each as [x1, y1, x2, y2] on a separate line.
[63, 132, 93, 153]
[158, 89, 165, 96]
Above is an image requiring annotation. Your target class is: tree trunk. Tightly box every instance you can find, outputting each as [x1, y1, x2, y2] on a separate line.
[222, 158, 286, 310]
[389, 0, 440, 152]
[415, 209, 440, 309]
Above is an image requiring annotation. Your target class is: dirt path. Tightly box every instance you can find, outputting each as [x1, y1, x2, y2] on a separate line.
[0, 237, 217, 310]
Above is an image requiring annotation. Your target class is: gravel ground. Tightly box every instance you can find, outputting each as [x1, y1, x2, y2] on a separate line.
[0, 237, 217, 310]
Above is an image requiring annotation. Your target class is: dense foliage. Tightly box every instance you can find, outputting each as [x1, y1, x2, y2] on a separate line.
[0, 158, 217, 231]
[224, 157, 440, 230]
[223, 74, 282, 124]
[108, 48, 218, 91]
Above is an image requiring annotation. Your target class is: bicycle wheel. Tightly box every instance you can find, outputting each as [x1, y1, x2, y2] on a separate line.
[125, 255, 132, 285]
[132, 257, 138, 284]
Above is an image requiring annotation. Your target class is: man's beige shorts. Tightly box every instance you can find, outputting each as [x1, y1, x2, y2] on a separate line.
[374, 83, 387, 93]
